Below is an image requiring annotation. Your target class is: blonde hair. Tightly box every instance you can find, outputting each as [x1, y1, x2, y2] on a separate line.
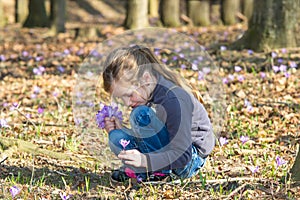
[102, 45, 204, 103]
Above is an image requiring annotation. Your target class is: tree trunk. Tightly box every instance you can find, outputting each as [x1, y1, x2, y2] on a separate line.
[15, 0, 28, 24]
[290, 145, 300, 182]
[0, 0, 5, 27]
[241, 0, 254, 21]
[149, 0, 159, 17]
[125, 0, 149, 29]
[221, 0, 240, 25]
[160, 0, 181, 27]
[50, 0, 66, 34]
[187, 0, 210, 26]
[211, 0, 222, 25]
[231, 0, 299, 51]
[23, 0, 49, 28]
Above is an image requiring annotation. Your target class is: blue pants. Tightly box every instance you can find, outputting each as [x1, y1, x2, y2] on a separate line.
[108, 105, 206, 179]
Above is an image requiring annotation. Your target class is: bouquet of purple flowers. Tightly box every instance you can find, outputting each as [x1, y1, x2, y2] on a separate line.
[96, 103, 123, 129]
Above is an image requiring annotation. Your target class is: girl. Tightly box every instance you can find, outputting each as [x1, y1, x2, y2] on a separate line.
[102, 45, 215, 185]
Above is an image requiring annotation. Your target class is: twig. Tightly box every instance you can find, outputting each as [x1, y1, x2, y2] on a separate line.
[0, 155, 8, 165]
[225, 182, 248, 200]
[21, 122, 70, 127]
[195, 177, 263, 184]
[15, 108, 37, 129]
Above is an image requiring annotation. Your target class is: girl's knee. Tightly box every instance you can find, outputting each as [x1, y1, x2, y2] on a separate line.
[130, 106, 153, 127]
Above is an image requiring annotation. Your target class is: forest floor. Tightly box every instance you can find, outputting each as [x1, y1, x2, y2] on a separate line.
[0, 23, 299, 199]
[1, 1, 300, 200]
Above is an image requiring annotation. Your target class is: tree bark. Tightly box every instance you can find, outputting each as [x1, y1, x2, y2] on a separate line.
[50, 0, 66, 34]
[290, 145, 300, 182]
[149, 0, 159, 18]
[187, 0, 210, 26]
[160, 0, 181, 27]
[221, 0, 240, 25]
[125, 0, 149, 29]
[211, 0, 222, 25]
[231, 0, 299, 51]
[15, 0, 28, 24]
[241, 0, 254, 21]
[23, 0, 49, 28]
[0, 0, 5, 27]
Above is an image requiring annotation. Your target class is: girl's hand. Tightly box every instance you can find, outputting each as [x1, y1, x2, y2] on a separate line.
[104, 116, 122, 133]
[118, 149, 147, 168]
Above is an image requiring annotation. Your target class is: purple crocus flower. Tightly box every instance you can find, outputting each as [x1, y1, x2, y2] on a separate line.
[0, 119, 10, 128]
[276, 156, 287, 168]
[59, 192, 70, 200]
[279, 64, 287, 72]
[237, 75, 245, 82]
[249, 166, 259, 174]
[271, 52, 277, 58]
[198, 71, 204, 81]
[9, 186, 21, 198]
[222, 78, 229, 84]
[37, 107, 44, 114]
[33, 86, 41, 94]
[202, 67, 211, 74]
[22, 51, 29, 57]
[247, 50, 254, 55]
[260, 72, 266, 79]
[228, 74, 235, 81]
[289, 61, 297, 68]
[191, 64, 198, 71]
[154, 50, 160, 56]
[281, 48, 287, 54]
[74, 118, 83, 126]
[179, 53, 184, 58]
[63, 49, 70, 55]
[219, 137, 228, 146]
[180, 64, 186, 69]
[277, 58, 283, 63]
[284, 72, 290, 78]
[172, 56, 178, 61]
[161, 58, 168, 63]
[33, 66, 45, 75]
[245, 101, 253, 110]
[272, 65, 279, 73]
[35, 56, 43, 62]
[57, 66, 65, 73]
[240, 136, 249, 144]
[220, 46, 227, 51]
[76, 49, 84, 56]
[96, 104, 123, 129]
[119, 139, 130, 149]
[0, 54, 6, 62]
[234, 66, 242, 72]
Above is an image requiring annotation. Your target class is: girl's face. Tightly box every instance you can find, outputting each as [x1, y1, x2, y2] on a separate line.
[111, 80, 149, 108]
[110, 72, 156, 108]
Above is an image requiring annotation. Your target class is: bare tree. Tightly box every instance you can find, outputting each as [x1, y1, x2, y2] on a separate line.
[0, 0, 5, 27]
[15, 0, 28, 24]
[221, 0, 240, 25]
[232, 0, 300, 51]
[149, 0, 159, 18]
[160, 0, 180, 27]
[50, 0, 66, 34]
[241, 0, 253, 21]
[187, 0, 210, 26]
[125, 0, 149, 29]
[23, 0, 49, 27]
